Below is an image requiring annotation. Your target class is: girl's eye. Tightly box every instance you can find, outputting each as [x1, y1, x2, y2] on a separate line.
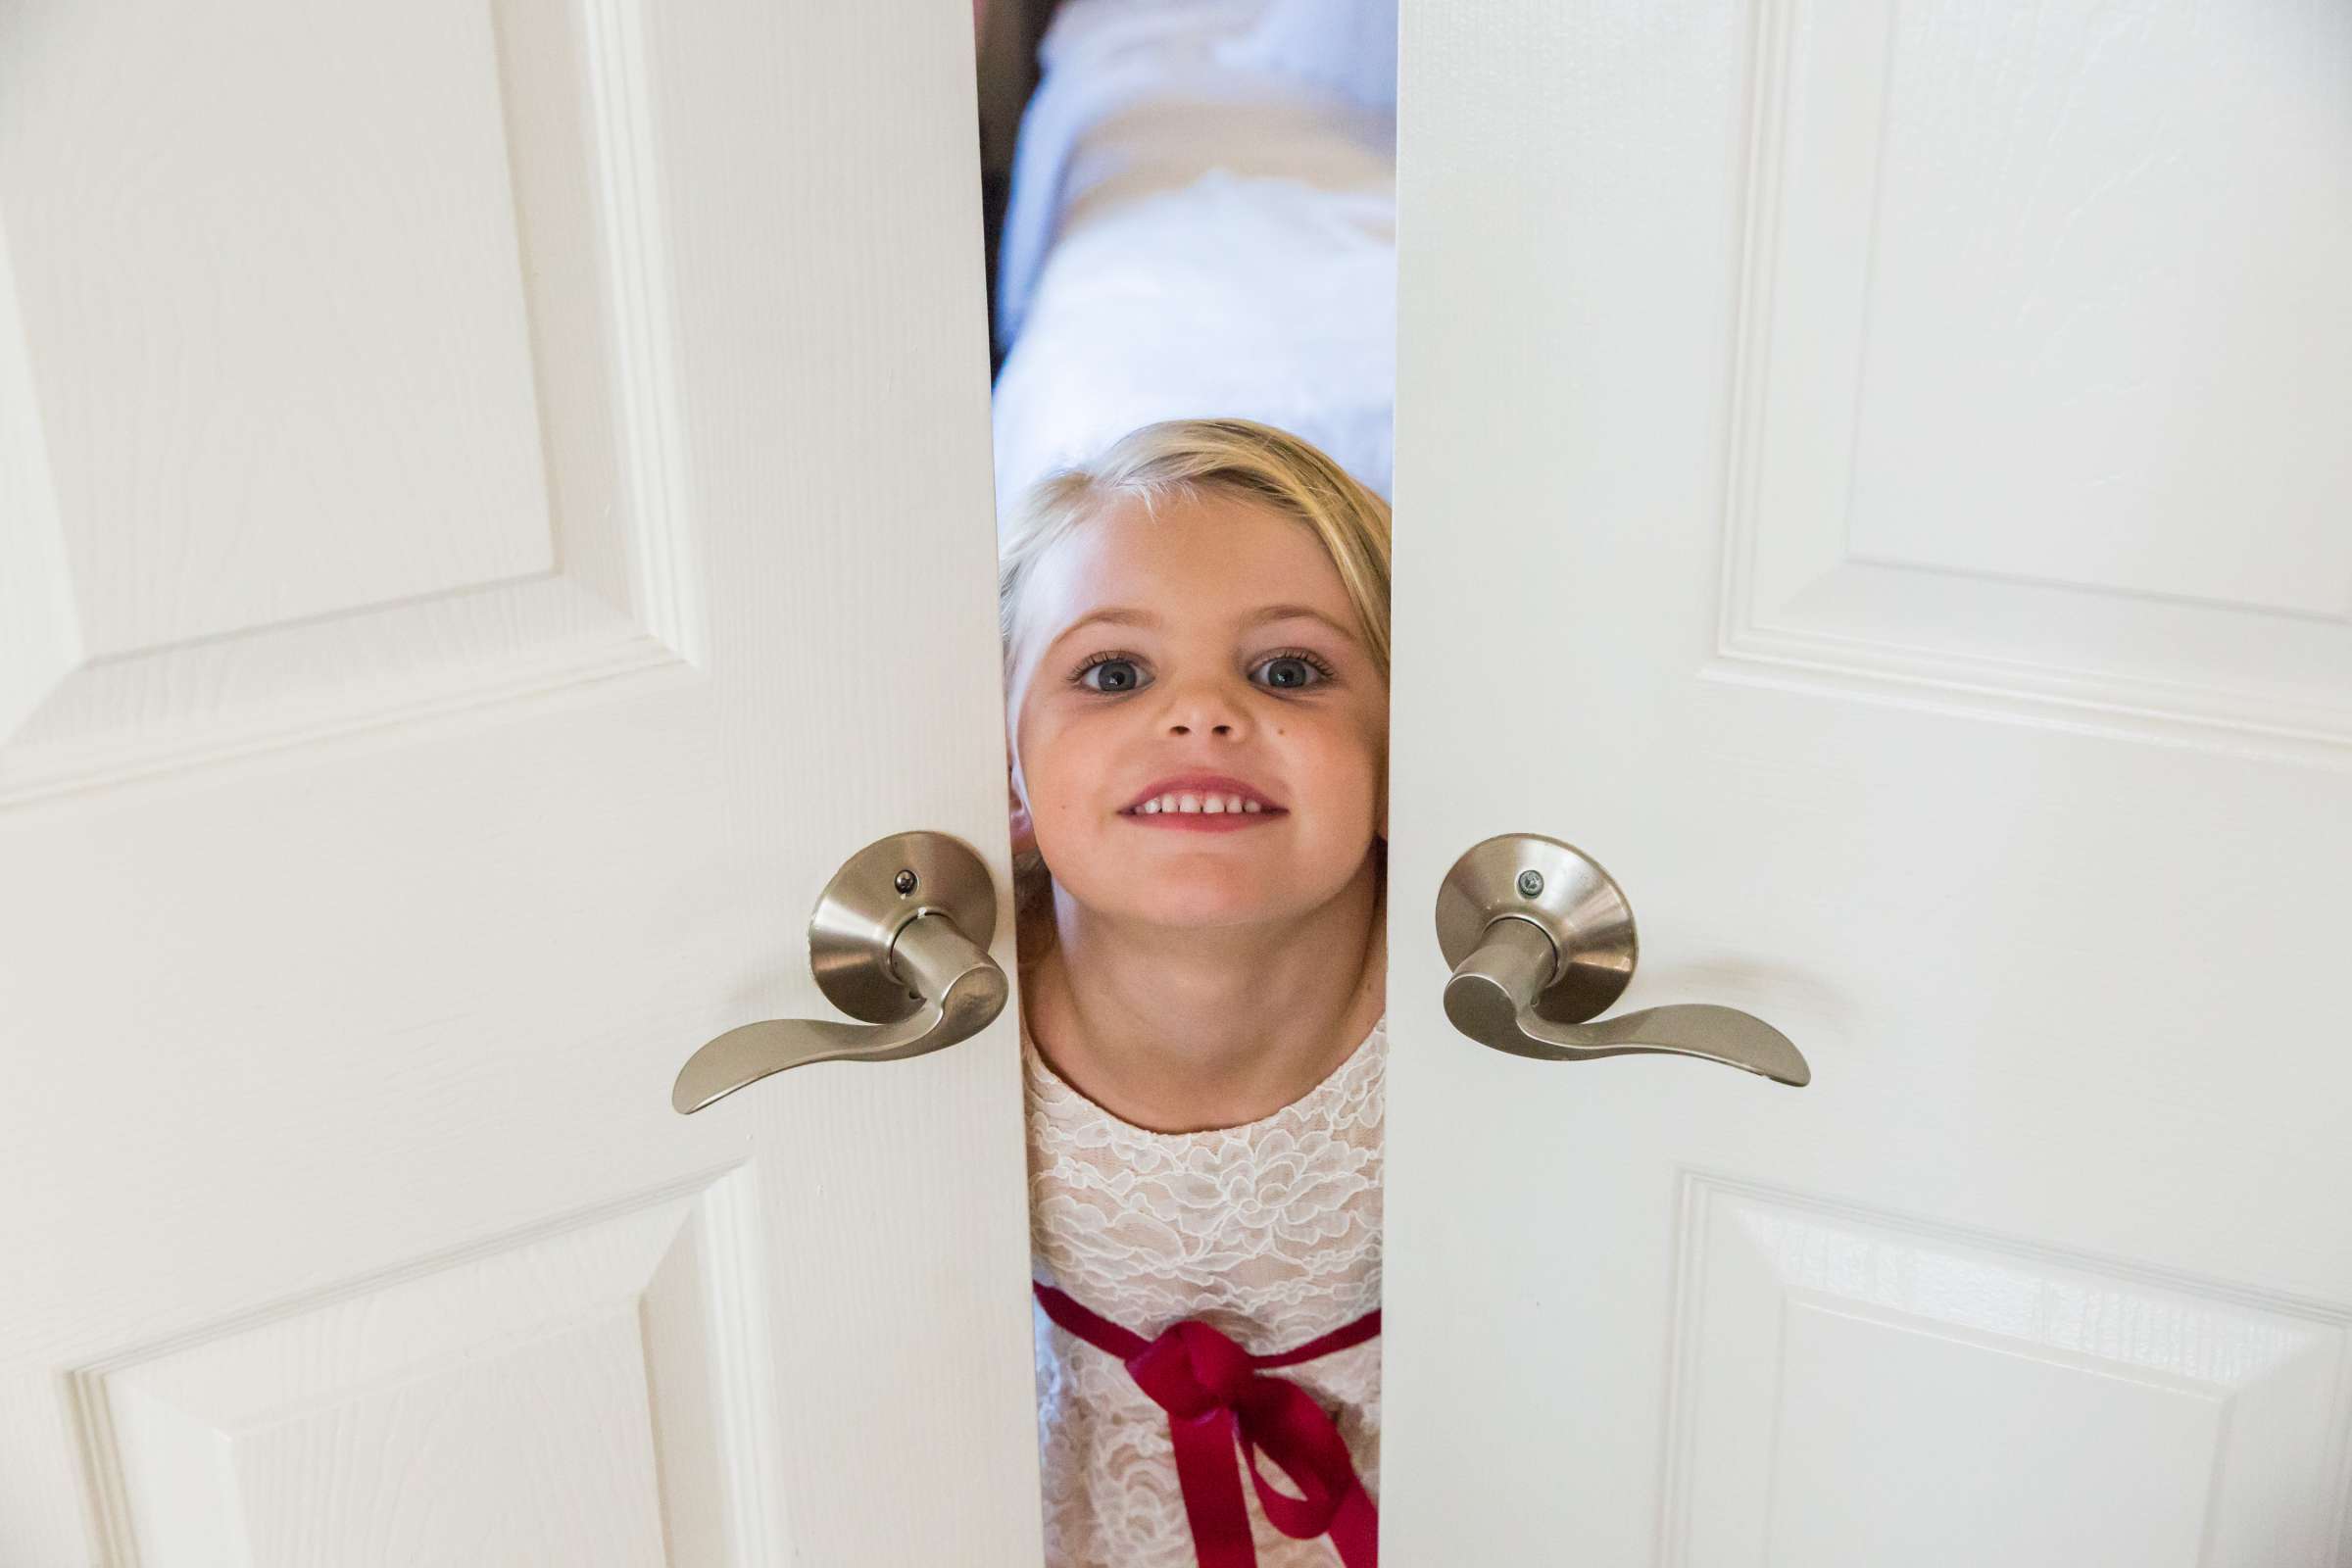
[1254, 650, 1338, 690]
[1072, 654, 1149, 693]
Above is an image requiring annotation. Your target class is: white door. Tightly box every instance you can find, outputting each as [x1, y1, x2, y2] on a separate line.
[0, 3, 1040, 1563]
[1387, 2, 2352, 1563]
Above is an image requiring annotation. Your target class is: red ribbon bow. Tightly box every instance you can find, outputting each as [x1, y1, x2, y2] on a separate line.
[1034, 1280, 1380, 1568]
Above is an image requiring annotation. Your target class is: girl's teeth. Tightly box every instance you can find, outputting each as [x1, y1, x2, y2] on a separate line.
[1131, 792, 1271, 815]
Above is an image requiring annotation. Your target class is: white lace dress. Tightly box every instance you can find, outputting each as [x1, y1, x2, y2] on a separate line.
[1023, 1007, 1386, 1567]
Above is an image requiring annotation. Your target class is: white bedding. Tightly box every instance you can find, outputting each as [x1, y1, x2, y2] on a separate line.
[990, 0, 1397, 527]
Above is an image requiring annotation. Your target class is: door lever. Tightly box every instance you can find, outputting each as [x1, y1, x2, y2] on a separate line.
[1435, 834, 1810, 1087]
[672, 831, 1008, 1113]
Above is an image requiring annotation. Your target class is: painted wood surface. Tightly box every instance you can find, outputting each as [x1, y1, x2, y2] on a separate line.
[0, 0, 1042, 1561]
[1386, 1, 2352, 1561]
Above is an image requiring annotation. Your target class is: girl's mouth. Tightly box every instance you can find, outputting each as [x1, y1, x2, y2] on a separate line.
[1119, 795, 1288, 833]
[1122, 809, 1285, 833]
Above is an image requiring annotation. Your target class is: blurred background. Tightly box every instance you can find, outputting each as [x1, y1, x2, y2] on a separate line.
[974, 0, 1398, 525]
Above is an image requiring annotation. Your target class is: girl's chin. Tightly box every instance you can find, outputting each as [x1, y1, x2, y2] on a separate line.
[1090, 879, 1340, 931]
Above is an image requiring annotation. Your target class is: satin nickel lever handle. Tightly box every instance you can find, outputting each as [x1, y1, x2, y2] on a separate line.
[1435, 834, 1810, 1088]
[672, 831, 1008, 1114]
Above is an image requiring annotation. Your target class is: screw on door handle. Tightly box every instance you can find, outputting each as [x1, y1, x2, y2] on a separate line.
[1435, 834, 1810, 1088]
[672, 831, 1009, 1114]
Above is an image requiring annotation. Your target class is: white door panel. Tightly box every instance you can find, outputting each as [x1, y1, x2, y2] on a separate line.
[0, 2, 1039, 1563]
[1388, 1, 2352, 1561]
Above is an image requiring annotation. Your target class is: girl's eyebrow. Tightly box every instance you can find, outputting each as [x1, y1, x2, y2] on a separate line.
[1047, 603, 1360, 653]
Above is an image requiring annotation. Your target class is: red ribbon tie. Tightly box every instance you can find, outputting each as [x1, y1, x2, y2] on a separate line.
[1035, 1280, 1380, 1568]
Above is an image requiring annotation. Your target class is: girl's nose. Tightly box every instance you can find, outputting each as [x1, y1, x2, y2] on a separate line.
[1158, 677, 1251, 739]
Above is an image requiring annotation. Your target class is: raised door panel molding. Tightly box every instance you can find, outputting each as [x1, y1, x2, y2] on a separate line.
[70, 1169, 780, 1565]
[0, 0, 701, 808]
[1710, 0, 2352, 759]
[1664, 1174, 2352, 1566]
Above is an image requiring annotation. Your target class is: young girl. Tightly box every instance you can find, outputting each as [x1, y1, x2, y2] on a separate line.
[999, 417, 1389, 1567]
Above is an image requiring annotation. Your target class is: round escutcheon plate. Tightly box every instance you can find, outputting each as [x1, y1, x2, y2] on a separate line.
[1434, 833, 1639, 1025]
[809, 831, 999, 1025]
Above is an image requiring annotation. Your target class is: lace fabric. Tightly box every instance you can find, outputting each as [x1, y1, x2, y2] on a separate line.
[1024, 1009, 1386, 1567]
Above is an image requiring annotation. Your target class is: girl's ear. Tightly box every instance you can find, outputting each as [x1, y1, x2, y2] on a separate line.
[1007, 756, 1036, 857]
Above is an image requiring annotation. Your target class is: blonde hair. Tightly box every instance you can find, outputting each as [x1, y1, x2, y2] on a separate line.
[999, 417, 1392, 936]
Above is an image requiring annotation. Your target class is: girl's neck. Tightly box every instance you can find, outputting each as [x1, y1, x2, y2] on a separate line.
[1019, 857, 1387, 1134]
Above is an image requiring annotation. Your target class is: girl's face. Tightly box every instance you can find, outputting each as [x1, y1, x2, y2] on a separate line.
[1007, 490, 1388, 935]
